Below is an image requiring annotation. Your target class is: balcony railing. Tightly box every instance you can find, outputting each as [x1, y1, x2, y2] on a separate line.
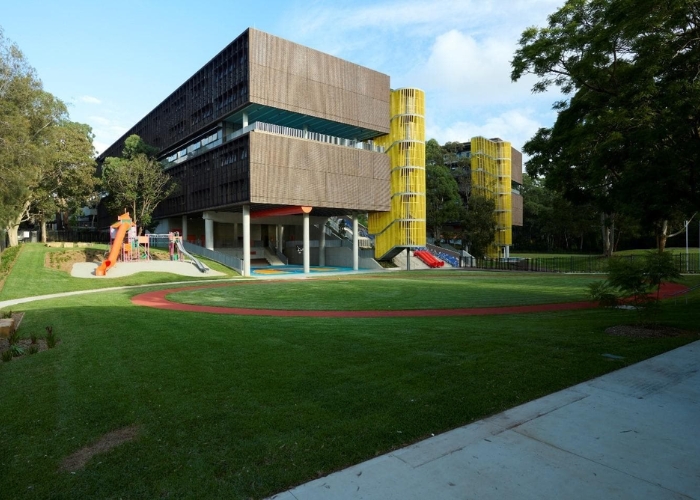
[162, 121, 385, 168]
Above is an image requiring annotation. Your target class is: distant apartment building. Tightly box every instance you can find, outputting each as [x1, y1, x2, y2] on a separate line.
[446, 138, 523, 258]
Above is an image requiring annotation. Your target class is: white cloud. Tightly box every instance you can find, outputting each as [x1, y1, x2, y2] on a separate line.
[283, 0, 564, 153]
[407, 30, 539, 108]
[426, 108, 544, 154]
[80, 95, 102, 104]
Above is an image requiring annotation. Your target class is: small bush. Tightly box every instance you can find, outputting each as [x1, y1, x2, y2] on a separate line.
[7, 329, 19, 345]
[28, 345, 39, 355]
[30, 333, 37, 344]
[10, 345, 24, 357]
[46, 326, 57, 349]
[0, 245, 21, 275]
[1, 350, 12, 362]
[587, 281, 619, 307]
[0, 310, 12, 319]
[595, 252, 682, 325]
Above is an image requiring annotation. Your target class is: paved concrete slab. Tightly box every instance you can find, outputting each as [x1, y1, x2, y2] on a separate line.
[70, 261, 225, 278]
[269, 341, 700, 500]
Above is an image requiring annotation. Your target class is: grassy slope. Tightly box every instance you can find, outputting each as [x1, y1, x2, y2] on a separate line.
[0, 243, 238, 301]
[0, 246, 698, 498]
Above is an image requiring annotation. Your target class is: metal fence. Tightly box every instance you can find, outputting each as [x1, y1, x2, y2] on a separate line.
[44, 230, 109, 243]
[182, 241, 242, 273]
[467, 254, 700, 274]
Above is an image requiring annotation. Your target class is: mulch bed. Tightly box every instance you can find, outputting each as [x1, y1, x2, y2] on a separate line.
[0, 312, 61, 361]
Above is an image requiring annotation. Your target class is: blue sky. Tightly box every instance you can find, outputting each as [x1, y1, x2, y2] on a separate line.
[2, 0, 563, 155]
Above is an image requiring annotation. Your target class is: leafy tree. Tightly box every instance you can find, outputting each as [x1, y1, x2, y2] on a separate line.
[0, 28, 87, 246]
[517, 174, 601, 252]
[644, 251, 681, 301]
[589, 251, 680, 324]
[30, 121, 98, 242]
[425, 138, 443, 167]
[442, 141, 471, 204]
[462, 195, 496, 258]
[101, 135, 176, 234]
[512, 0, 700, 253]
[426, 163, 463, 241]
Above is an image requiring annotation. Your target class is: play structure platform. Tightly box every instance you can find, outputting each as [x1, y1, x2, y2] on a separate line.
[96, 212, 209, 277]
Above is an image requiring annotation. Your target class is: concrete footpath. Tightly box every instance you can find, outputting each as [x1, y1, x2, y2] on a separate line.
[270, 341, 700, 500]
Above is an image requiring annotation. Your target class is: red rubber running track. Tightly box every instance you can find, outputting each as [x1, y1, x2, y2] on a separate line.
[131, 282, 690, 318]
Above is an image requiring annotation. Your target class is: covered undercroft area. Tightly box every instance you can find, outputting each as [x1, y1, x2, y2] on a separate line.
[154, 205, 376, 276]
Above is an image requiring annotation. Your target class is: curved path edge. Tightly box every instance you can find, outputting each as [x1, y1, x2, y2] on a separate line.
[131, 282, 690, 318]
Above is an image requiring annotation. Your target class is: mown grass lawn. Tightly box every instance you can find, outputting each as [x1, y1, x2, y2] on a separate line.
[0, 246, 698, 499]
[169, 272, 601, 310]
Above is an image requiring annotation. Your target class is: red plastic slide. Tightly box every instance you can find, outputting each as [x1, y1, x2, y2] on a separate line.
[96, 213, 132, 276]
[415, 250, 444, 268]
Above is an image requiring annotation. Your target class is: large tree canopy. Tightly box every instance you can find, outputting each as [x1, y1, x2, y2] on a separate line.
[512, 0, 700, 251]
[462, 195, 496, 259]
[426, 162, 463, 241]
[101, 135, 176, 234]
[31, 121, 98, 242]
[1, 28, 95, 246]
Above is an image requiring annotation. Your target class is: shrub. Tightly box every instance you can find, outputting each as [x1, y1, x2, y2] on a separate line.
[46, 326, 57, 349]
[606, 257, 650, 309]
[30, 333, 37, 344]
[28, 345, 39, 355]
[587, 280, 619, 307]
[645, 251, 681, 299]
[1, 350, 12, 362]
[594, 252, 681, 325]
[7, 329, 19, 345]
[0, 245, 20, 275]
[10, 345, 24, 357]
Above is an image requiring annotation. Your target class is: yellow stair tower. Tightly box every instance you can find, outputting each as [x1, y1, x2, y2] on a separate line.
[368, 88, 426, 260]
[469, 137, 512, 258]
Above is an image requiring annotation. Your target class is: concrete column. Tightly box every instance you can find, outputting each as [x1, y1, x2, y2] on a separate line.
[303, 213, 310, 274]
[319, 218, 327, 267]
[277, 225, 283, 254]
[352, 216, 359, 271]
[242, 205, 251, 277]
[181, 215, 188, 240]
[407, 248, 411, 271]
[242, 112, 248, 128]
[205, 218, 214, 250]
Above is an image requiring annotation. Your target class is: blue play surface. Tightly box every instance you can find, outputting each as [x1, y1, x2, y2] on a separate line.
[251, 265, 353, 276]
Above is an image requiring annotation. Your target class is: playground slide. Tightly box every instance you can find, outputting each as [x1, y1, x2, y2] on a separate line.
[175, 239, 209, 273]
[415, 250, 444, 268]
[95, 222, 130, 276]
[430, 252, 445, 268]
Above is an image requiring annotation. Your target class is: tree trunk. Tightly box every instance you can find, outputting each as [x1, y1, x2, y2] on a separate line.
[6, 224, 19, 247]
[41, 219, 47, 244]
[600, 213, 612, 257]
[656, 219, 668, 253]
[613, 229, 621, 253]
[5, 200, 31, 247]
